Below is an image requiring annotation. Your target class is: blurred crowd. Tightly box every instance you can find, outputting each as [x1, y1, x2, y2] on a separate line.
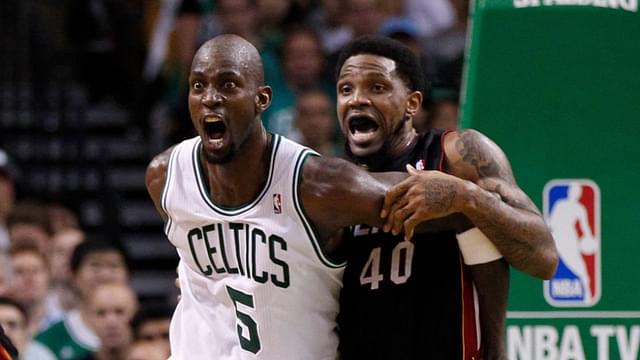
[0, 0, 469, 358]
[0, 149, 172, 359]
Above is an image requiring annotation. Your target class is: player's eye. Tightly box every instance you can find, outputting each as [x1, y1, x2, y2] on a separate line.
[193, 81, 204, 90]
[223, 81, 237, 89]
[372, 84, 385, 93]
[339, 84, 352, 95]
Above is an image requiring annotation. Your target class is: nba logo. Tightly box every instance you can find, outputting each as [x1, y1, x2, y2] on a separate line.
[543, 179, 601, 307]
[273, 193, 282, 214]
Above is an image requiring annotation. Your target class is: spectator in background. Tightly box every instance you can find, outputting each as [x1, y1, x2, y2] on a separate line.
[48, 229, 86, 312]
[423, 0, 470, 129]
[8, 245, 63, 335]
[0, 149, 17, 252]
[80, 283, 138, 360]
[125, 340, 169, 360]
[1, 319, 19, 360]
[263, 25, 331, 137]
[324, 0, 389, 80]
[346, 0, 386, 38]
[0, 297, 51, 360]
[47, 205, 81, 235]
[404, 0, 456, 38]
[131, 303, 172, 356]
[305, 0, 353, 55]
[292, 88, 343, 157]
[257, 0, 300, 48]
[0, 298, 27, 358]
[0, 254, 13, 297]
[216, 0, 262, 46]
[33, 239, 130, 360]
[7, 202, 52, 254]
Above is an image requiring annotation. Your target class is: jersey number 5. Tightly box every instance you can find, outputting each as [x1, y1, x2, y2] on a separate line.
[360, 240, 414, 290]
[226, 286, 261, 354]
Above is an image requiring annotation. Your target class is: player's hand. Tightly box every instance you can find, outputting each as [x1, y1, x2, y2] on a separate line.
[381, 165, 463, 240]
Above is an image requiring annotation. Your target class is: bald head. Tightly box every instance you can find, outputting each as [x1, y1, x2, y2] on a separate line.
[193, 34, 264, 85]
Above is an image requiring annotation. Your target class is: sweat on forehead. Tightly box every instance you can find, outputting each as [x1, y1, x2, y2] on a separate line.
[193, 34, 264, 83]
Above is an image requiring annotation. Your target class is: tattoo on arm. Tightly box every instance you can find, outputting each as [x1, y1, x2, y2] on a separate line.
[455, 131, 538, 213]
[450, 131, 556, 278]
[425, 179, 457, 212]
[456, 131, 505, 178]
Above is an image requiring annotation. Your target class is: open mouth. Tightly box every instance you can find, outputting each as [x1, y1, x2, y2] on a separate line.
[348, 115, 379, 135]
[204, 116, 226, 141]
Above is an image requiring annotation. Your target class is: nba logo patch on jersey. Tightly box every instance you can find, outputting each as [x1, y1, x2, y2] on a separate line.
[415, 159, 425, 170]
[543, 179, 601, 307]
[273, 193, 282, 214]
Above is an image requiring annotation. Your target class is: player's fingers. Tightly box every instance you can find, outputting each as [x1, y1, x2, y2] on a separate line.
[381, 179, 412, 218]
[404, 216, 421, 241]
[384, 197, 409, 232]
[391, 206, 412, 236]
[406, 164, 419, 175]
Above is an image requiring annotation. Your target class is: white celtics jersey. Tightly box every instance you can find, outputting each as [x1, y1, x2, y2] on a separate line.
[162, 134, 345, 360]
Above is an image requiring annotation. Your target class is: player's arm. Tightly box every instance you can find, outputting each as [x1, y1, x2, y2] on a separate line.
[470, 261, 509, 360]
[299, 155, 406, 243]
[382, 129, 558, 279]
[144, 147, 174, 222]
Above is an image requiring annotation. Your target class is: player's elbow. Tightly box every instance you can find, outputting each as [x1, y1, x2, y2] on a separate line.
[534, 245, 559, 280]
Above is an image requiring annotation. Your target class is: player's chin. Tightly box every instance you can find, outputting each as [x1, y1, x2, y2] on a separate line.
[202, 142, 235, 164]
[346, 140, 383, 158]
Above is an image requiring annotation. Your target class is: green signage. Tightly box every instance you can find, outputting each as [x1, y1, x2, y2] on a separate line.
[461, 0, 640, 358]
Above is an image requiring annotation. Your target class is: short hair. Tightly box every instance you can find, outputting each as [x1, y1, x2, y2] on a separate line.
[69, 238, 130, 274]
[6, 200, 52, 236]
[0, 296, 28, 324]
[336, 35, 425, 94]
[9, 243, 49, 269]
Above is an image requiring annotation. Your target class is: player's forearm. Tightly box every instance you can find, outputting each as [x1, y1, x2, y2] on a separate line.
[470, 260, 509, 360]
[460, 181, 558, 279]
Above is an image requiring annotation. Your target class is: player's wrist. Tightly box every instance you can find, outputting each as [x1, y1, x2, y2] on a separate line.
[455, 179, 481, 216]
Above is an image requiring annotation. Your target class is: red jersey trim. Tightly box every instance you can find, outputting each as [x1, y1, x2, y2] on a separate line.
[460, 256, 481, 360]
[438, 130, 455, 172]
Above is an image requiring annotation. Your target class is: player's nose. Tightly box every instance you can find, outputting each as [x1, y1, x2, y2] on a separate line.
[202, 88, 223, 108]
[346, 88, 372, 108]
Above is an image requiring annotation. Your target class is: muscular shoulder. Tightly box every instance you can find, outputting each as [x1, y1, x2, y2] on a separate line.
[145, 146, 175, 211]
[442, 129, 514, 183]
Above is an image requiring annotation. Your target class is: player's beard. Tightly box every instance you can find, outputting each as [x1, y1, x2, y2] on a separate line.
[344, 141, 394, 172]
[202, 145, 235, 164]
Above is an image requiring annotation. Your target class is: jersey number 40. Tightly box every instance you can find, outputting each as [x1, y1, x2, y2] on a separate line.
[360, 240, 414, 290]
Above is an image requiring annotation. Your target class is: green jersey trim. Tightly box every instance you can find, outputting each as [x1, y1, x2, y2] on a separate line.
[292, 150, 346, 269]
[191, 134, 281, 216]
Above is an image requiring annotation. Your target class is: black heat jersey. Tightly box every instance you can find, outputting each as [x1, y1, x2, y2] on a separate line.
[338, 129, 480, 360]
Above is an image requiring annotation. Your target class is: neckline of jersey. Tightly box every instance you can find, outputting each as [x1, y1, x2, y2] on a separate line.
[191, 134, 281, 216]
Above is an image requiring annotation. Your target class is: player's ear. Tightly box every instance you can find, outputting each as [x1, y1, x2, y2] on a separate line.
[255, 86, 272, 113]
[405, 90, 423, 120]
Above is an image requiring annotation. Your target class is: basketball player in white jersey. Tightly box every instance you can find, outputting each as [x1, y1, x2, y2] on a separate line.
[145, 34, 410, 359]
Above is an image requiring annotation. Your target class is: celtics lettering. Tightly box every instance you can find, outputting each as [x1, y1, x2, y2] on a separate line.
[187, 222, 290, 288]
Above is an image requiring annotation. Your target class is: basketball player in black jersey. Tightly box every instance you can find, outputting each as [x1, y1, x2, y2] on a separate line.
[335, 36, 558, 360]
